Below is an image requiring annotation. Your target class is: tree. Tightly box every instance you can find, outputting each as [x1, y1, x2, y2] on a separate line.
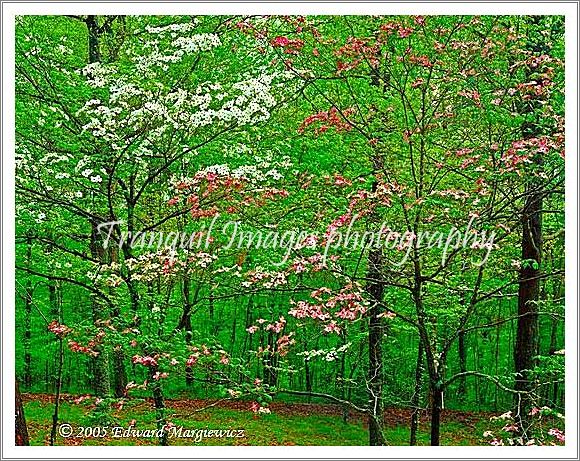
[514, 15, 564, 437]
[15, 381, 29, 446]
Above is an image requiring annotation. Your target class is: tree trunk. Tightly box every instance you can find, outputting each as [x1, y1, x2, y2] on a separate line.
[91, 312, 111, 399]
[48, 277, 60, 395]
[15, 381, 29, 446]
[230, 304, 237, 354]
[23, 237, 33, 389]
[366, 156, 386, 446]
[264, 331, 278, 388]
[84, 16, 113, 399]
[184, 316, 194, 386]
[514, 184, 541, 419]
[209, 288, 217, 336]
[184, 312, 194, 386]
[429, 379, 443, 446]
[150, 367, 168, 446]
[49, 337, 64, 446]
[367, 246, 385, 446]
[179, 274, 195, 385]
[85, 16, 101, 63]
[89, 220, 112, 398]
[106, 244, 126, 398]
[457, 330, 467, 399]
[304, 357, 312, 398]
[340, 333, 349, 423]
[410, 340, 424, 445]
[112, 347, 126, 398]
[514, 15, 549, 433]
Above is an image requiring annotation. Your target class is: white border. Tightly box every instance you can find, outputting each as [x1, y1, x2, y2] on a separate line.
[0, 1, 577, 15]
[2, 2, 578, 459]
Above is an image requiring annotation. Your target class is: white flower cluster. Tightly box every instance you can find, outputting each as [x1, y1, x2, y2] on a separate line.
[78, 165, 105, 184]
[189, 251, 218, 268]
[172, 34, 221, 54]
[200, 161, 285, 184]
[126, 252, 184, 283]
[38, 151, 72, 166]
[214, 264, 244, 277]
[240, 268, 287, 289]
[221, 75, 277, 125]
[57, 44, 73, 56]
[94, 248, 220, 286]
[214, 143, 293, 181]
[73, 23, 281, 163]
[77, 73, 279, 146]
[79, 62, 115, 88]
[144, 22, 198, 35]
[36, 211, 46, 224]
[134, 20, 220, 73]
[297, 343, 352, 362]
[105, 273, 125, 287]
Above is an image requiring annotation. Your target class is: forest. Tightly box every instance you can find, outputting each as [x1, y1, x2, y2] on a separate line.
[14, 14, 565, 447]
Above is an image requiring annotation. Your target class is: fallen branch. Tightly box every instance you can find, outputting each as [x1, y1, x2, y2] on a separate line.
[278, 389, 368, 413]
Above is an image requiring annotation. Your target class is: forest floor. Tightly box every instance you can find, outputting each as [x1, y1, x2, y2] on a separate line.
[22, 393, 491, 446]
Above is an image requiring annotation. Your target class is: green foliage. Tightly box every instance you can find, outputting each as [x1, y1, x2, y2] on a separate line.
[14, 14, 565, 446]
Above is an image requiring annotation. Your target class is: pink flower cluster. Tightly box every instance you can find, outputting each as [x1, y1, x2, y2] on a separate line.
[458, 89, 481, 107]
[516, 78, 554, 100]
[246, 316, 287, 335]
[408, 54, 433, 68]
[153, 371, 169, 380]
[288, 253, 336, 274]
[455, 148, 474, 157]
[188, 195, 219, 219]
[413, 15, 426, 26]
[270, 36, 304, 54]
[263, 188, 290, 199]
[548, 428, 565, 443]
[132, 354, 158, 367]
[501, 137, 557, 173]
[379, 21, 414, 39]
[250, 401, 260, 412]
[276, 333, 295, 356]
[501, 423, 518, 432]
[324, 321, 341, 334]
[331, 174, 352, 187]
[47, 320, 72, 338]
[244, 269, 288, 288]
[296, 234, 318, 249]
[265, 316, 287, 334]
[298, 107, 355, 135]
[325, 212, 352, 238]
[289, 283, 367, 326]
[335, 36, 380, 72]
[68, 340, 99, 357]
[170, 172, 248, 220]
